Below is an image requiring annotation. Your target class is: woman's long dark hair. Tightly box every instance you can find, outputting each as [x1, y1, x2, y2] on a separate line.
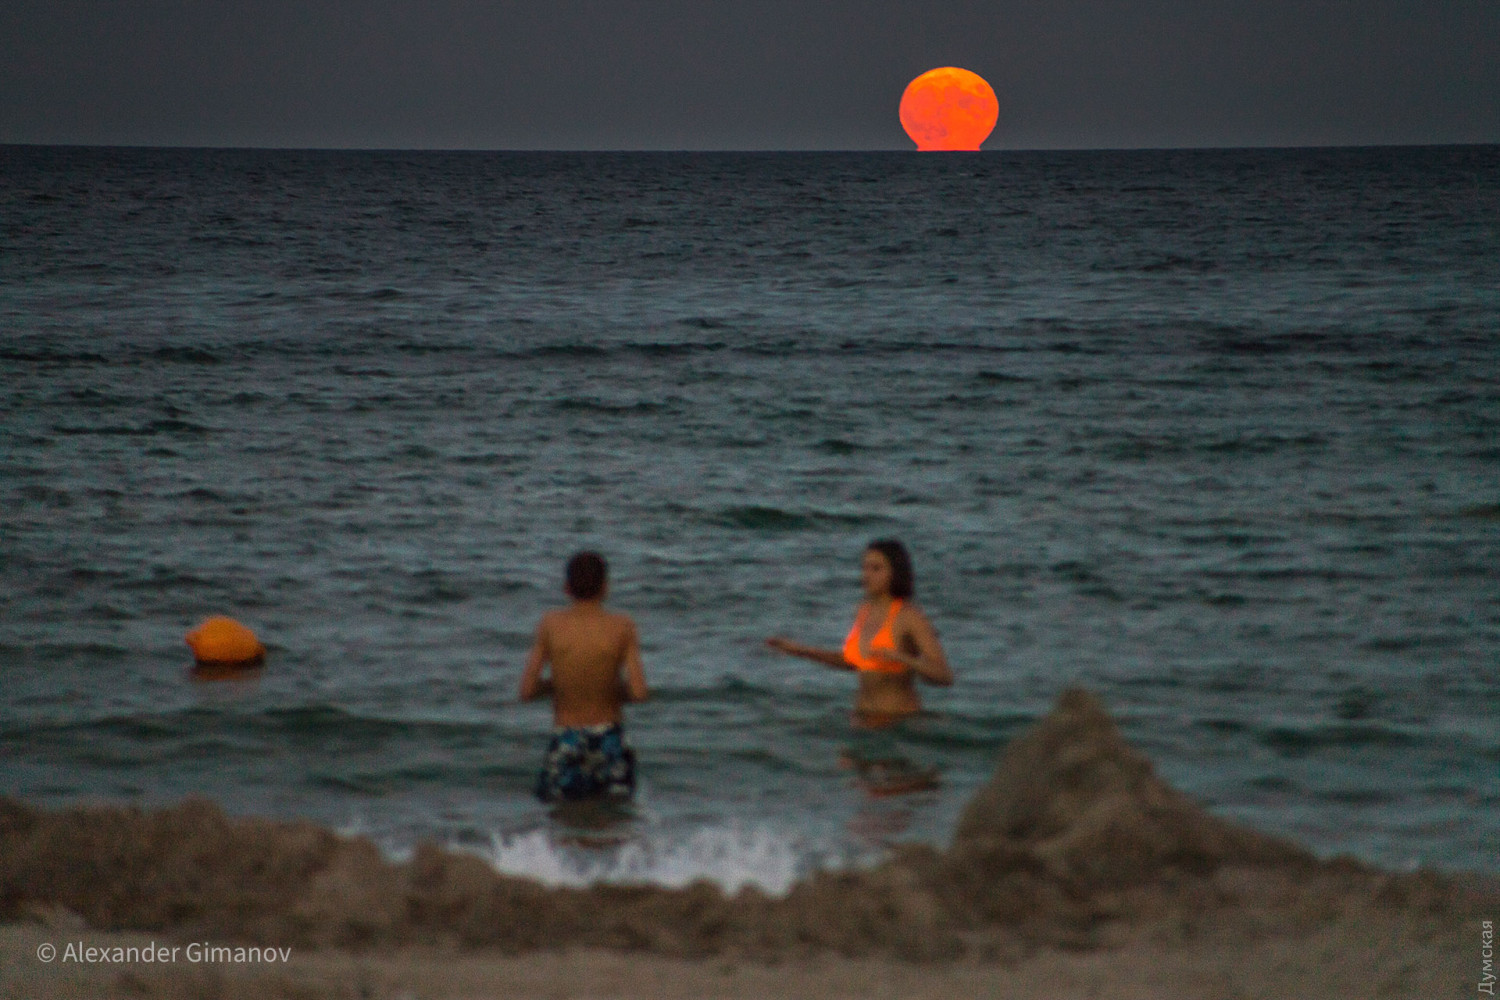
[867, 539, 914, 599]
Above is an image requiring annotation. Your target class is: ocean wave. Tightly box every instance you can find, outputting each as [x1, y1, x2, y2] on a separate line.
[706, 504, 888, 532]
[552, 398, 674, 416]
[0, 639, 134, 663]
[6, 328, 1368, 371]
[645, 676, 781, 704]
[145, 346, 222, 364]
[0, 704, 506, 749]
[0, 347, 110, 364]
[1207, 331, 1362, 355]
[51, 418, 212, 437]
[1258, 722, 1421, 754]
[1200, 434, 1327, 455]
[973, 369, 1031, 383]
[12, 485, 74, 508]
[483, 823, 836, 895]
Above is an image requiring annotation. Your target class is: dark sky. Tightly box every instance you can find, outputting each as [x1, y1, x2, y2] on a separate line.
[3, 1, 1497, 149]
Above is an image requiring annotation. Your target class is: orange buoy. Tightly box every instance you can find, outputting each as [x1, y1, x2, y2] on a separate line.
[186, 616, 265, 667]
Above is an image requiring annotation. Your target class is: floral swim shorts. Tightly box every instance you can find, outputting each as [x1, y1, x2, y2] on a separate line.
[534, 723, 637, 802]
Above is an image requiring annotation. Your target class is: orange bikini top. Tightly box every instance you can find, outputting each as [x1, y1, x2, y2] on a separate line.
[843, 600, 906, 674]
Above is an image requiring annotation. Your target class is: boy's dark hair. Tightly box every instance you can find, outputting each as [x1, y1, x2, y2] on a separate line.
[867, 539, 914, 599]
[565, 551, 607, 600]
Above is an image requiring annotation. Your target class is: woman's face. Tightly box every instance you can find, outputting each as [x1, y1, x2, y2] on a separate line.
[860, 549, 893, 598]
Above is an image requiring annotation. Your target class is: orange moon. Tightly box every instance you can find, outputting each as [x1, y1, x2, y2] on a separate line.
[899, 67, 999, 151]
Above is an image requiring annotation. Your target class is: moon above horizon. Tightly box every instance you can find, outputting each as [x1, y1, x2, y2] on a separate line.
[899, 67, 999, 151]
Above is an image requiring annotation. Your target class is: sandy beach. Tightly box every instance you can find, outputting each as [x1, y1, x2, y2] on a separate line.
[4, 689, 1492, 999]
[1, 911, 1485, 1000]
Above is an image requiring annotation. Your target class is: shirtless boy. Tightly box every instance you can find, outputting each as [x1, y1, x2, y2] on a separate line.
[519, 551, 649, 802]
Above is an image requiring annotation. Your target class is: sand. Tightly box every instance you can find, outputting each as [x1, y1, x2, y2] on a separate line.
[3, 688, 1492, 998]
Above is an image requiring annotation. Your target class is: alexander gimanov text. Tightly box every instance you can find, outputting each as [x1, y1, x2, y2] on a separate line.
[1481, 919, 1494, 995]
[51, 941, 291, 964]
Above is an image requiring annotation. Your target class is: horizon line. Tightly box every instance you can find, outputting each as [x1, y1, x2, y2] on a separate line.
[4, 140, 1497, 155]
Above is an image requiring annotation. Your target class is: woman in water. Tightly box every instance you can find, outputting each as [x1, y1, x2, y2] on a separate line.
[767, 539, 952, 727]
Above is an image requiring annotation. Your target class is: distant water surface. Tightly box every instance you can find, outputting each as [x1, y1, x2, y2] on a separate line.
[1, 145, 1496, 887]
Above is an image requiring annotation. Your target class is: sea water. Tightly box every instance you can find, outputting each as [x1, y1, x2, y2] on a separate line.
[1, 145, 1496, 889]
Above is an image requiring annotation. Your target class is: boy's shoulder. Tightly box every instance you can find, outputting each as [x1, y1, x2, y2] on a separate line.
[600, 608, 638, 635]
[544, 604, 636, 634]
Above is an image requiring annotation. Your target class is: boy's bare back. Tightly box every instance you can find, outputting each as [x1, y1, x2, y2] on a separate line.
[519, 601, 648, 727]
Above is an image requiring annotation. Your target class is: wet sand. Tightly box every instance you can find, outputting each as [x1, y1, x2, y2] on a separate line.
[3, 689, 1492, 998]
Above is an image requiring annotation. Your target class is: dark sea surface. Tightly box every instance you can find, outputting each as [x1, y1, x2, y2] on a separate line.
[2, 145, 1497, 888]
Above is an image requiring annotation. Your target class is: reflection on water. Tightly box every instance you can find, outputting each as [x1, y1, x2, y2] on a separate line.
[840, 749, 942, 798]
[839, 724, 944, 848]
[546, 797, 638, 849]
[190, 665, 267, 695]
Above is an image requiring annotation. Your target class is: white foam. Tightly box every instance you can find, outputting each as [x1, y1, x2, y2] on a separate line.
[482, 823, 854, 896]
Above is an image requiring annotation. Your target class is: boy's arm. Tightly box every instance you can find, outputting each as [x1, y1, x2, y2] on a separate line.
[620, 621, 649, 702]
[518, 619, 553, 701]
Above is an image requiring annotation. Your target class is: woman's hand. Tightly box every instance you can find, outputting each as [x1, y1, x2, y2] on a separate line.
[895, 607, 952, 686]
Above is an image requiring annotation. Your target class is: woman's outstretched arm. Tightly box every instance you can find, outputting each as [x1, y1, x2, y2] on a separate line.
[766, 636, 853, 671]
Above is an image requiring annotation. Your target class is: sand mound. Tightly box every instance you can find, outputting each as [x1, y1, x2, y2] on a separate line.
[952, 687, 1311, 887]
[2, 688, 1489, 959]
